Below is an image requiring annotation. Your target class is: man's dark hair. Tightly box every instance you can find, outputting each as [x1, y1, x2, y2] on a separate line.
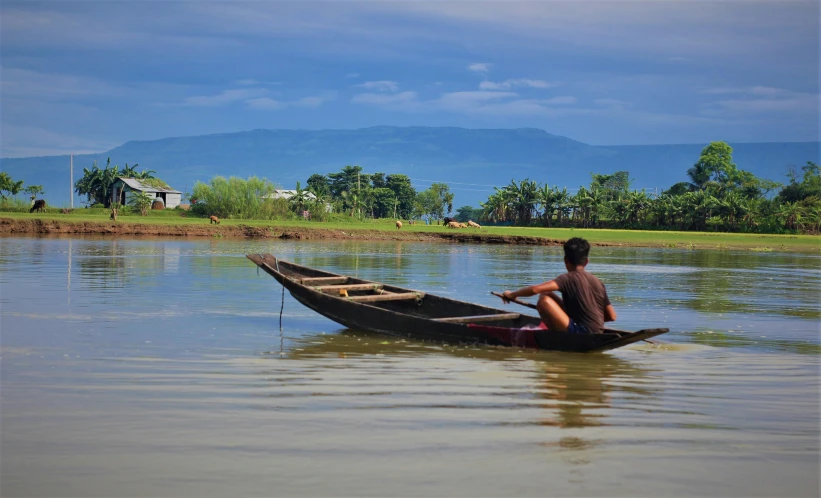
[563, 237, 590, 266]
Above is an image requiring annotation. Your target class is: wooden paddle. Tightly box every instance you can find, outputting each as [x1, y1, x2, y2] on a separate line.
[491, 291, 658, 345]
[491, 291, 537, 310]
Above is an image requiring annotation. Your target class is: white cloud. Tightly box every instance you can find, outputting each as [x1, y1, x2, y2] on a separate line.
[479, 79, 556, 91]
[594, 99, 631, 110]
[1, 67, 133, 100]
[467, 62, 491, 73]
[1, 123, 115, 157]
[294, 96, 325, 108]
[700, 87, 818, 115]
[352, 87, 582, 117]
[359, 80, 399, 92]
[437, 91, 518, 108]
[711, 95, 818, 113]
[183, 89, 267, 107]
[235, 79, 281, 86]
[434, 93, 582, 117]
[544, 96, 577, 105]
[351, 91, 418, 107]
[702, 86, 787, 96]
[247, 93, 335, 110]
[246, 97, 284, 110]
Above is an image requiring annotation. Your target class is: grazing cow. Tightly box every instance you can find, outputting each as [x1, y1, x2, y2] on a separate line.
[447, 221, 461, 229]
[458, 223, 467, 228]
[210, 215, 220, 224]
[408, 220, 415, 225]
[442, 217, 455, 225]
[396, 220, 403, 229]
[29, 199, 46, 213]
[467, 220, 481, 228]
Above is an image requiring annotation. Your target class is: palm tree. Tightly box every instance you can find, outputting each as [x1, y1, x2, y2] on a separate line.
[553, 187, 571, 226]
[682, 190, 716, 230]
[610, 193, 630, 227]
[537, 184, 555, 227]
[308, 186, 331, 214]
[505, 179, 538, 225]
[480, 189, 511, 223]
[574, 187, 591, 227]
[626, 190, 651, 225]
[588, 186, 604, 227]
[777, 202, 804, 231]
[687, 162, 710, 191]
[341, 190, 361, 218]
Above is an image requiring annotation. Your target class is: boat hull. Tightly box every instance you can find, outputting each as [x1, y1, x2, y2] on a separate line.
[247, 253, 669, 353]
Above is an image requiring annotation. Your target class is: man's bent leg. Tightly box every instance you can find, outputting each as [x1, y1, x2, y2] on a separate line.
[537, 293, 571, 332]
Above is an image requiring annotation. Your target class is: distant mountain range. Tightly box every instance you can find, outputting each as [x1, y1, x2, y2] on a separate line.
[2, 126, 818, 207]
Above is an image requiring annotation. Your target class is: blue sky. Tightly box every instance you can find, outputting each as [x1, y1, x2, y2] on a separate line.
[1, 0, 818, 157]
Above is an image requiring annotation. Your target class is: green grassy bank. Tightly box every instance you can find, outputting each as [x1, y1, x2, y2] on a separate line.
[2, 210, 818, 252]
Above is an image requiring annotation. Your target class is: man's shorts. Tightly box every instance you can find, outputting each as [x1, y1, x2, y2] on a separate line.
[566, 319, 591, 334]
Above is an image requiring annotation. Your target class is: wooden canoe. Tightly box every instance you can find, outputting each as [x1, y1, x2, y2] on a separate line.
[247, 253, 669, 353]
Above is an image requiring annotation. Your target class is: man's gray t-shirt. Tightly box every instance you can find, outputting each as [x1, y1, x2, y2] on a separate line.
[553, 271, 611, 334]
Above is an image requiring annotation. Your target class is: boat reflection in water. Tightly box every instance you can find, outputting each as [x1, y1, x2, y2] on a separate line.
[275, 328, 660, 441]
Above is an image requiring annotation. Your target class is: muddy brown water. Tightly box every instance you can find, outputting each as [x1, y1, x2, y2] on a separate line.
[1, 236, 819, 497]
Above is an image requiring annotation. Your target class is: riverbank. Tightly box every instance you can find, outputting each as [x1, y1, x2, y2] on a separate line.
[1, 213, 818, 251]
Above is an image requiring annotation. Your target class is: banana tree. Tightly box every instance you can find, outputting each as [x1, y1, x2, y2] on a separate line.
[288, 182, 312, 213]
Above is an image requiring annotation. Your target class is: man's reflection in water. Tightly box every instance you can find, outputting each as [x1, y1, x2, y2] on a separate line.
[535, 353, 658, 473]
[538, 355, 624, 429]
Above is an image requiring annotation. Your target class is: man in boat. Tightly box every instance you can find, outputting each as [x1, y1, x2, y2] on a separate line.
[500, 237, 616, 334]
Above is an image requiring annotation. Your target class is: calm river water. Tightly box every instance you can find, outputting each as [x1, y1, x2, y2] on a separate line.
[1, 236, 819, 497]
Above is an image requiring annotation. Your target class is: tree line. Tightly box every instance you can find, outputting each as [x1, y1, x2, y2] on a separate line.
[4, 141, 819, 234]
[468, 142, 820, 234]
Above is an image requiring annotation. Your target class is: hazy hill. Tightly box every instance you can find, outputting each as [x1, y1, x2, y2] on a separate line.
[2, 127, 818, 207]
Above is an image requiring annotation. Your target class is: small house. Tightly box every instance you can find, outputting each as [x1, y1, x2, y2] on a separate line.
[111, 178, 182, 209]
[266, 189, 318, 201]
[264, 189, 332, 212]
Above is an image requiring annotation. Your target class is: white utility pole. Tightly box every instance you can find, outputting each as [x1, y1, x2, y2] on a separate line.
[70, 154, 74, 208]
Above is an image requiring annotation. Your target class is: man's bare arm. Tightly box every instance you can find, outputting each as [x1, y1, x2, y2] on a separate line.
[501, 280, 559, 302]
[604, 304, 617, 322]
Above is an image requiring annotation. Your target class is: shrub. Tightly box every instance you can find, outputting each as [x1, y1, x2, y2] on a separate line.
[0, 197, 34, 212]
[191, 176, 288, 220]
[129, 191, 154, 216]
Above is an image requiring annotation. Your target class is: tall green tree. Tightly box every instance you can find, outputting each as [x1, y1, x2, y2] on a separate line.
[414, 183, 451, 222]
[306, 174, 331, 197]
[455, 205, 482, 223]
[328, 165, 367, 199]
[779, 161, 820, 203]
[371, 172, 387, 189]
[0, 172, 25, 199]
[371, 188, 397, 218]
[386, 174, 416, 219]
[591, 171, 631, 200]
[693, 141, 738, 186]
[24, 185, 46, 198]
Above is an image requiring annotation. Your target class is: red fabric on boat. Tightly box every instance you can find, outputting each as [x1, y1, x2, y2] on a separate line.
[467, 323, 541, 348]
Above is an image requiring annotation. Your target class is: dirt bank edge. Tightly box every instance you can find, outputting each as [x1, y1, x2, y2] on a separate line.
[0, 218, 569, 246]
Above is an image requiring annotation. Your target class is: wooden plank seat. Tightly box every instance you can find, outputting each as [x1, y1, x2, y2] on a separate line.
[298, 276, 349, 285]
[434, 313, 521, 324]
[346, 292, 423, 303]
[313, 283, 383, 292]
